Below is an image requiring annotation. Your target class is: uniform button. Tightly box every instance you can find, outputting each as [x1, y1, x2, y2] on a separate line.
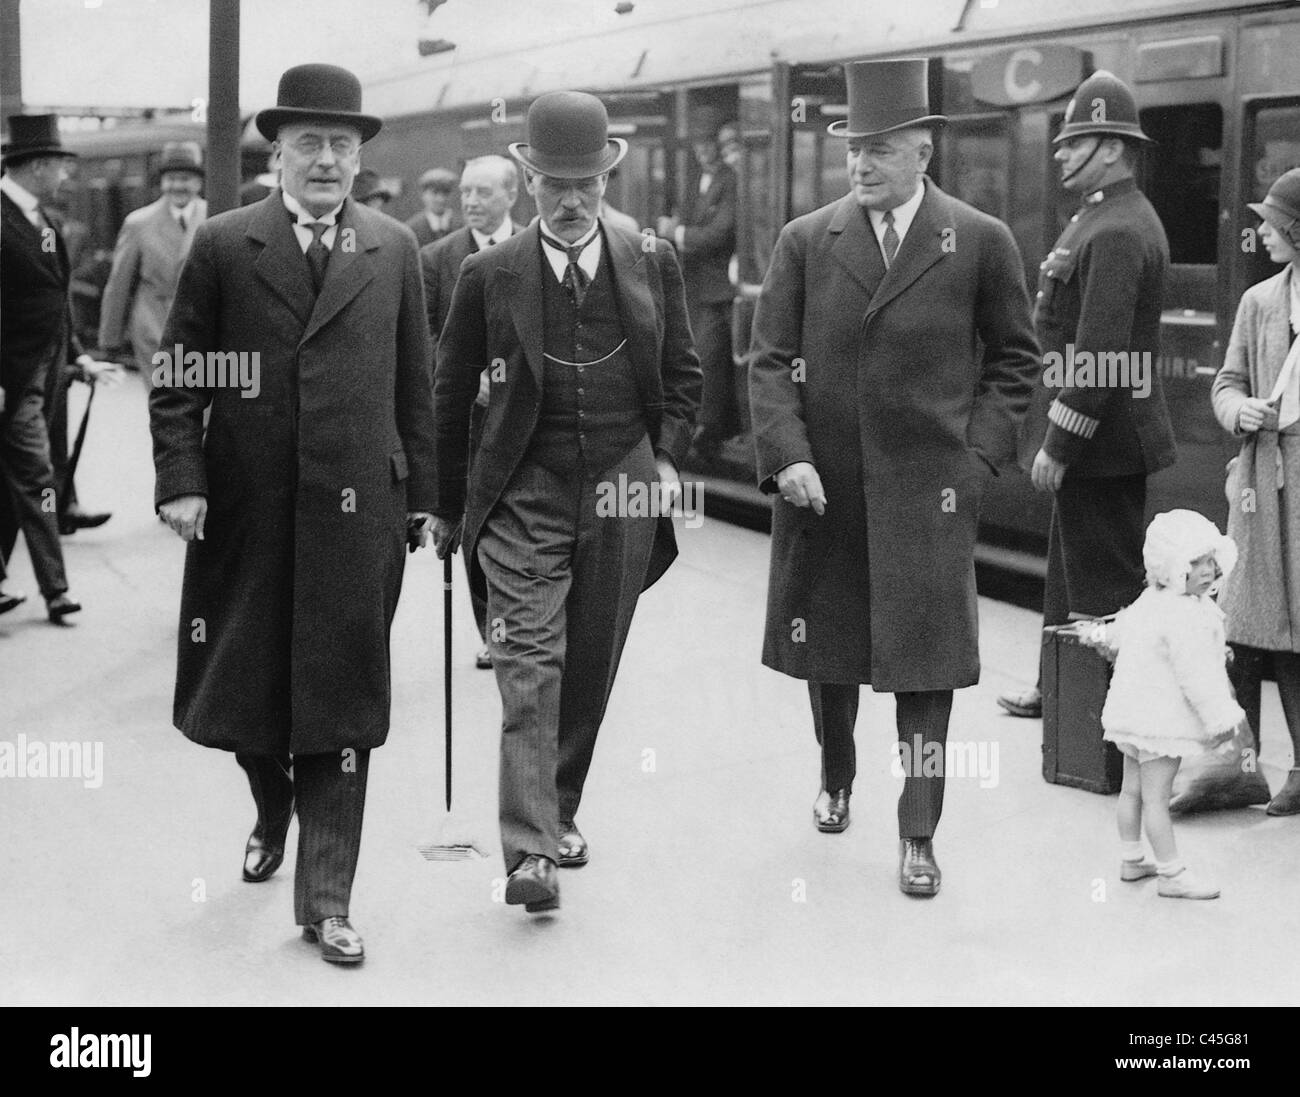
[1070, 214, 1078, 222]
[1036, 290, 1044, 298]
[577, 387, 584, 395]
[577, 365, 585, 373]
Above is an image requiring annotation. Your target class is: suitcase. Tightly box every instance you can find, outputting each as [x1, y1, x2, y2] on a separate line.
[1041, 622, 1123, 794]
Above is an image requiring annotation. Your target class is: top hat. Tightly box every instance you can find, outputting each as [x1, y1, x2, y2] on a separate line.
[352, 168, 392, 203]
[1053, 71, 1152, 145]
[255, 63, 382, 143]
[827, 59, 946, 138]
[1, 114, 78, 166]
[509, 91, 627, 180]
[1248, 167, 1300, 248]
[419, 167, 458, 192]
[156, 141, 204, 179]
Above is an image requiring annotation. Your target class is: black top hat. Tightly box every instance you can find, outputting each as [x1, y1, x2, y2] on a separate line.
[509, 91, 628, 180]
[156, 141, 204, 179]
[827, 59, 946, 139]
[1053, 71, 1152, 145]
[1248, 167, 1300, 248]
[1, 114, 78, 167]
[255, 63, 382, 143]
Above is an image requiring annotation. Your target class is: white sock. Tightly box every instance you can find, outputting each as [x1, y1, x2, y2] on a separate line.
[1156, 857, 1185, 877]
[1121, 841, 1146, 862]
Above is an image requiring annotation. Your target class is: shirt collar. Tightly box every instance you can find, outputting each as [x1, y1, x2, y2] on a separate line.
[471, 219, 514, 250]
[867, 179, 925, 237]
[538, 217, 600, 253]
[282, 188, 343, 226]
[538, 218, 602, 283]
[1, 173, 41, 217]
[1082, 175, 1137, 207]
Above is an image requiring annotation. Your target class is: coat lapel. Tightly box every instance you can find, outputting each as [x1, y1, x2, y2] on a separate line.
[248, 191, 315, 329]
[828, 195, 886, 298]
[302, 198, 378, 344]
[865, 179, 951, 322]
[503, 222, 546, 388]
[604, 223, 657, 388]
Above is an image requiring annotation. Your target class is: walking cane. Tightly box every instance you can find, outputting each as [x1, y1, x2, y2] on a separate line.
[60, 381, 96, 509]
[443, 552, 453, 813]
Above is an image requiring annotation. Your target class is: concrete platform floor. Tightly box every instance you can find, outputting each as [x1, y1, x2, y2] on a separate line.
[2, 376, 1297, 1006]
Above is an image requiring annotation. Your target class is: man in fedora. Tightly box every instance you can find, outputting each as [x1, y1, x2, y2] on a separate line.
[406, 167, 459, 246]
[658, 105, 738, 464]
[150, 63, 438, 963]
[421, 154, 526, 671]
[431, 91, 700, 912]
[1, 114, 121, 621]
[997, 71, 1176, 720]
[750, 59, 1038, 896]
[100, 141, 207, 374]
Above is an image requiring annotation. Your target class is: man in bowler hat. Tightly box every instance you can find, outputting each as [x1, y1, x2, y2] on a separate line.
[431, 91, 700, 912]
[997, 71, 1176, 719]
[1, 114, 121, 621]
[750, 59, 1038, 896]
[150, 64, 437, 963]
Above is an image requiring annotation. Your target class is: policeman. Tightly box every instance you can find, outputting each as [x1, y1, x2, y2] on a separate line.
[998, 70, 1177, 718]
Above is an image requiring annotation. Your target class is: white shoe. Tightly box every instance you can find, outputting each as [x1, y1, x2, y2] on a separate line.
[1120, 858, 1158, 882]
[1158, 868, 1220, 900]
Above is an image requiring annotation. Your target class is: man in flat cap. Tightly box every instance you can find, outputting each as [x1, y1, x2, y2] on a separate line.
[997, 70, 1176, 720]
[407, 167, 459, 246]
[150, 63, 437, 963]
[750, 59, 1039, 896]
[432, 90, 700, 913]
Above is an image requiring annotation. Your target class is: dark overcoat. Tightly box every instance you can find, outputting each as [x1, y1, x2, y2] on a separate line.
[149, 192, 437, 755]
[432, 221, 700, 592]
[749, 181, 1039, 691]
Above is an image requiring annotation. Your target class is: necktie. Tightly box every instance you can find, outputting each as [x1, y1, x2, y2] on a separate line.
[542, 232, 593, 308]
[306, 222, 330, 293]
[881, 210, 900, 268]
[177, 211, 188, 234]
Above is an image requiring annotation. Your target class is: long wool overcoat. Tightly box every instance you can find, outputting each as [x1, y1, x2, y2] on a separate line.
[1213, 265, 1300, 653]
[149, 192, 437, 754]
[749, 181, 1039, 691]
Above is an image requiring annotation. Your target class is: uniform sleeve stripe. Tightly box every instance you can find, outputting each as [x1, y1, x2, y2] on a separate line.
[1048, 399, 1101, 439]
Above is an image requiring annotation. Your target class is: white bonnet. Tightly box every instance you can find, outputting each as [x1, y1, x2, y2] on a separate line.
[1143, 509, 1237, 593]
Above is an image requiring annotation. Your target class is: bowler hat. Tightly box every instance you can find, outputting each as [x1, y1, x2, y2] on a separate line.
[255, 63, 382, 143]
[509, 91, 627, 180]
[1, 114, 77, 167]
[1053, 71, 1152, 145]
[155, 141, 204, 179]
[827, 59, 946, 138]
[1248, 167, 1300, 248]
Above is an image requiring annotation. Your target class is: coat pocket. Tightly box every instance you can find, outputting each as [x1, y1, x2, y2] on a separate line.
[390, 450, 409, 483]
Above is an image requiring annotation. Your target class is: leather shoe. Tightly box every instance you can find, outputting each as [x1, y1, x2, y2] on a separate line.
[242, 797, 294, 882]
[558, 821, 588, 867]
[0, 589, 26, 616]
[997, 687, 1042, 718]
[475, 645, 493, 669]
[46, 594, 82, 623]
[58, 507, 111, 535]
[506, 854, 559, 912]
[899, 838, 941, 897]
[1266, 768, 1300, 816]
[813, 788, 850, 833]
[303, 916, 365, 963]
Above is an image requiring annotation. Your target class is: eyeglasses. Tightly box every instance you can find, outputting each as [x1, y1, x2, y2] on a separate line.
[287, 136, 359, 158]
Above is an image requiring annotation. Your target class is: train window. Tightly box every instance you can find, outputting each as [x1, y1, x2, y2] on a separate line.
[1137, 104, 1222, 268]
[1241, 98, 1300, 294]
[790, 128, 820, 218]
[940, 116, 1009, 220]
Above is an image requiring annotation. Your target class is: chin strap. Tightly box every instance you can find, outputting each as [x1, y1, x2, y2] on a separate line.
[1061, 137, 1104, 186]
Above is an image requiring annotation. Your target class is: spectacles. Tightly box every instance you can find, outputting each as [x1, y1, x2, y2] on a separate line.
[287, 136, 358, 158]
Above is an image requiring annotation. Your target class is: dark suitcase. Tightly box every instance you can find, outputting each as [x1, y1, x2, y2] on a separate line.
[1041, 622, 1123, 794]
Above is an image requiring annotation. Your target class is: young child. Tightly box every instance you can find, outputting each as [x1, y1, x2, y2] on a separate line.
[1098, 509, 1246, 900]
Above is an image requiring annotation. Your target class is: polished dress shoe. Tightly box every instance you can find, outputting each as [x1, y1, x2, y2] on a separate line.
[58, 506, 111, 535]
[813, 788, 851, 833]
[46, 594, 82, 623]
[505, 854, 559, 912]
[899, 838, 941, 897]
[242, 798, 294, 882]
[0, 589, 27, 616]
[1266, 768, 1300, 816]
[303, 916, 365, 963]
[557, 821, 588, 868]
[475, 645, 493, 669]
[996, 687, 1042, 718]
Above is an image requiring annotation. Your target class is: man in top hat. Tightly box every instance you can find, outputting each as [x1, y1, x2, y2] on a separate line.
[149, 63, 438, 963]
[100, 141, 207, 373]
[1, 114, 122, 621]
[421, 154, 526, 671]
[406, 167, 459, 246]
[658, 105, 738, 463]
[749, 59, 1039, 896]
[997, 70, 1176, 720]
[431, 91, 700, 912]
